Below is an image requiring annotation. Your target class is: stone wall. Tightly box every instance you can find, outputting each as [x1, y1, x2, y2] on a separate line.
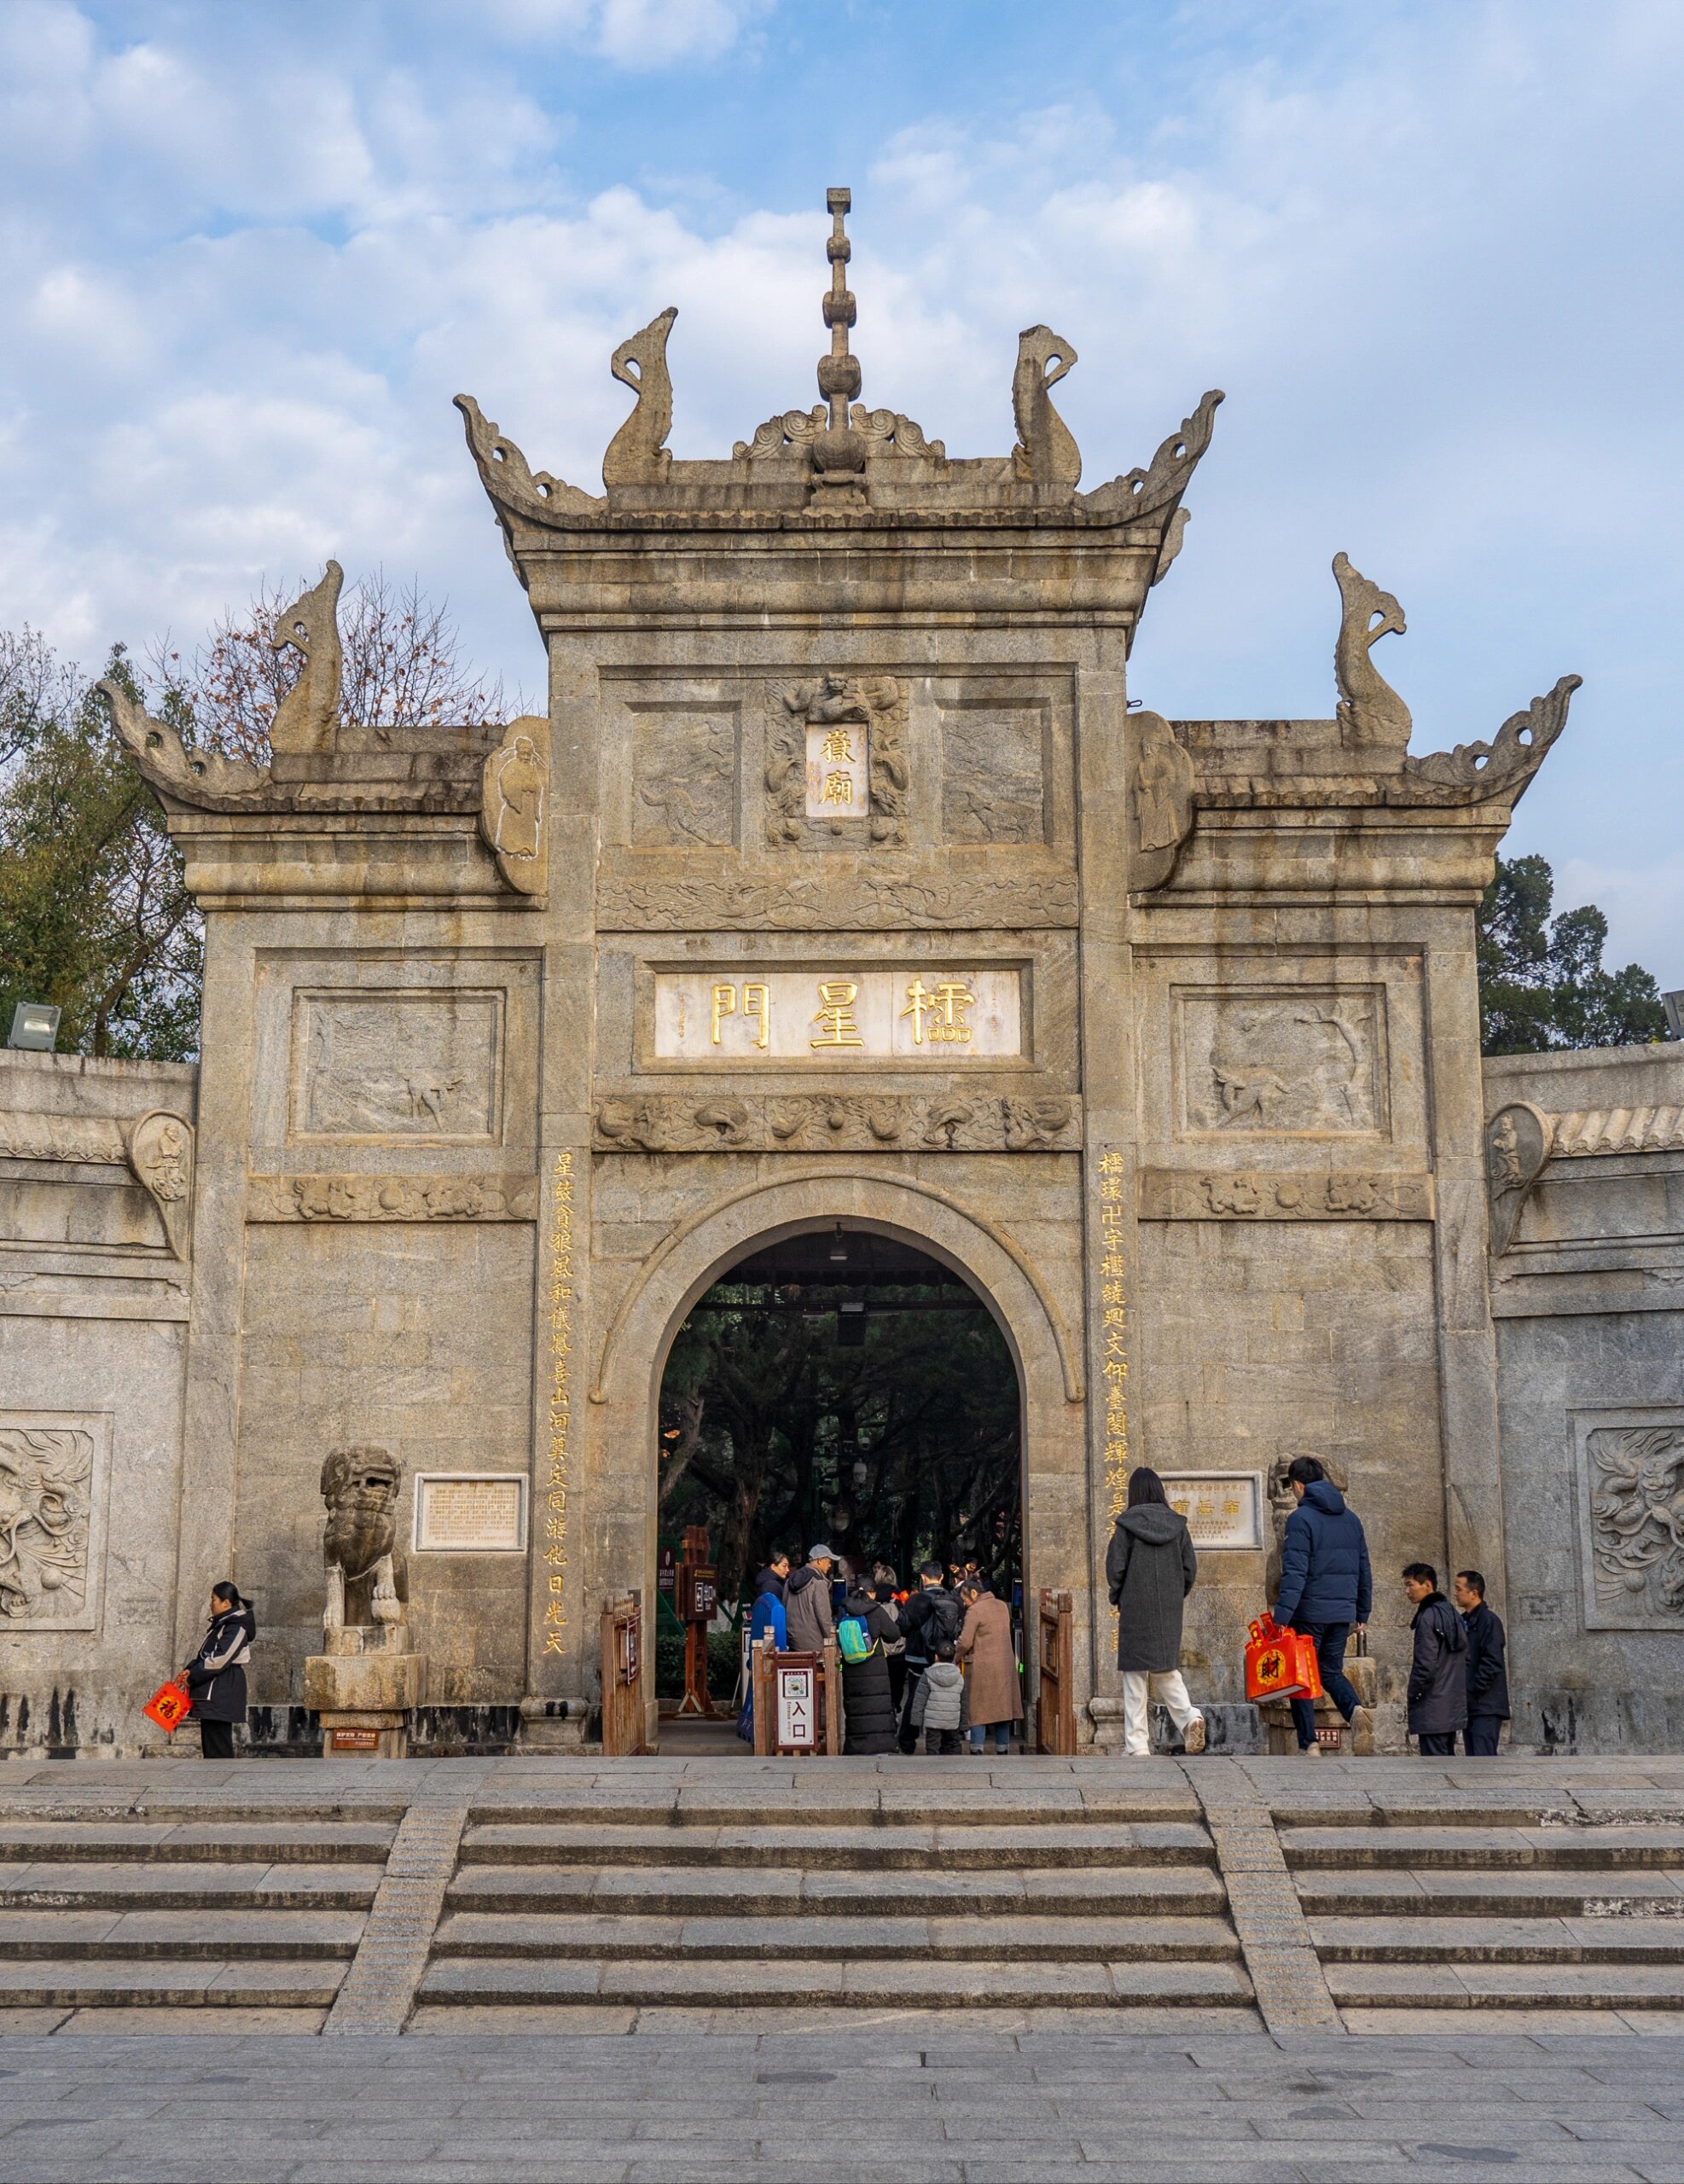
[1486, 1043, 1684, 1751]
[0, 1050, 196, 1754]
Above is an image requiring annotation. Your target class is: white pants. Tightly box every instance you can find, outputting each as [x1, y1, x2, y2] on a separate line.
[1122, 1669, 1201, 1757]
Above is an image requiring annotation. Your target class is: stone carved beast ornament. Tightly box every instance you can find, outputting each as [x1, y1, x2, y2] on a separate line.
[1011, 326, 1081, 489]
[320, 1446, 406, 1634]
[1333, 551, 1412, 755]
[269, 561, 345, 755]
[1589, 1428, 1684, 1620]
[602, 306, 677, 487]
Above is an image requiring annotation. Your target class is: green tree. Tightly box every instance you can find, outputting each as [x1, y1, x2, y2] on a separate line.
[1478, 853, 1666, 1054]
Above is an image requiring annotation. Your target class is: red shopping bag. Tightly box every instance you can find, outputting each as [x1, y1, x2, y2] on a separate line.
[143, 1678, 192, 1734]
[1244, 1614, 1325, 1704]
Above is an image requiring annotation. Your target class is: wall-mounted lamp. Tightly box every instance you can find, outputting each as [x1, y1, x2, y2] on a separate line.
[6, 1002, 60, 1053]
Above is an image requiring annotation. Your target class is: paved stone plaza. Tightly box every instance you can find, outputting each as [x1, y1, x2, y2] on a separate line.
[6, 2025, 1684, 2182]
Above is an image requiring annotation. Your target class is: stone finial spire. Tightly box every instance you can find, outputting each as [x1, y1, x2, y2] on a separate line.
[810, 188, 867, 496]
[818, 187, 859, 427]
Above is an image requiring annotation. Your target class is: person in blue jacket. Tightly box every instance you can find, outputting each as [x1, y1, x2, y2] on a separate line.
[736, 1565, 788, 1744]
[1273, 1456, 1375, 1758]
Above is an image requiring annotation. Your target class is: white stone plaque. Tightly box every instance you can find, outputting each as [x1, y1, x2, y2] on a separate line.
[775, 1663, 817, 1748]
[804, 722, 869, 818]
[1161, 1472, 1263, 1551]
[653, 970, 1022, 1061]
[413, 1474, 529, 1553]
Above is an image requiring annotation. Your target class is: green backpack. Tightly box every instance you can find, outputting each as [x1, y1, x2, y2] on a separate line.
[837, 1615, 875, 1664]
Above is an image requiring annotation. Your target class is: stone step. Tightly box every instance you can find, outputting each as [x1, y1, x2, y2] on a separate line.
[446, 1861, 1228, 1917]
[0, 1823, 395, 1865]
[417, 1955, 1253, 2010]
[467, 1791, 1199, 1830]
[1325, 1961, 1684, 2010]
[458, 1821, 1214, 1870]
[1309, 1914, 1684, 1964]
[433, 1910, 1242, 1961]
[0, 1861, 385, 1909]
[0, 1909, 364, 1960]
[0, 1959, 349, 2008]
[1297, 1867, 1684, 1917]
[1280, 1824, 1684, 1869]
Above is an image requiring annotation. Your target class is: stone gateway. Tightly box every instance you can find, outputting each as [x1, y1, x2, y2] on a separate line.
[3, 190, 1681, 1758]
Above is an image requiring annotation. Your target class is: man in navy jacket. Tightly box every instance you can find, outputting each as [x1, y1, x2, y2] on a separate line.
[1273, 1456, 1376, 1757]
[1453, 1568, 1509, 1756]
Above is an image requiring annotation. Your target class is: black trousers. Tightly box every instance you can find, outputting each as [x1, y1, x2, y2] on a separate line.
[897, 1666, 927, 1753]
[197, 1717, 236, 1758]
[1462, 1716, 1503, 1756]
[1417, 1730, 1457, 1757]
[924, 1728, 962, 1755]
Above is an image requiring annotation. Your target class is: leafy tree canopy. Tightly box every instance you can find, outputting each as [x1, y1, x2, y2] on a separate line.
[1477, 853, 1667, 1055]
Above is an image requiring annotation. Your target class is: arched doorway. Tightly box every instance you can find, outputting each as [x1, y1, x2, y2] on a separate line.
[653, 1228, 1023, 1720]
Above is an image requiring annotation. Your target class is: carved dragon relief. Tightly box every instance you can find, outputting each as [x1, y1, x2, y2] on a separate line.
[1333, 552, 1412, 755]
[602, 307, 677, 487]
[1011, 326, 1081, 490]
[595, 1091, 1079, 1154]
[269, 561, 345, 754]
[454, 393, 607, 528]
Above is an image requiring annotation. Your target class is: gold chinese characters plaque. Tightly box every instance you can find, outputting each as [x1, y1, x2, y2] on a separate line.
[653, 970, 1023, 1061]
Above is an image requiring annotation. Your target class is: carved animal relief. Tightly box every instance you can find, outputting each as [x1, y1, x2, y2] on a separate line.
[321, 1445, 407, 1635]
[1588, 1427, 1684, 1626]
[1012, 326, 1081, 490]
[594, 1092, 1077, 1154]
[0, 1425, 98, 1628]
[1180, 993, 1384, 1137]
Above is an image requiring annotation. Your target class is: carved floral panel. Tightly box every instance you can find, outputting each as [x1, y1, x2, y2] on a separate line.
[1175, 987, 1388, 1138]
[1577, 1413, 1684, 1630]
[0, 1414, 109, 1632]
[289, 990, 505, 1143]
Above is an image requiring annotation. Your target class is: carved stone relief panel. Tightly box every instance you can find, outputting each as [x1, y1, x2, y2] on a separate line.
[1576, 1411, 1684, 1630]
[630, 705, 738, 849]
[939, 698, 1048, 845]
[247, 1173, 538, 1222]
[0, 1413, 110, 1632]
[595, 1090, 1078, 1153]
[1175, 987, 1388, 1138]
[766, 676, 906, 847]
[288, 990, 505, 1143]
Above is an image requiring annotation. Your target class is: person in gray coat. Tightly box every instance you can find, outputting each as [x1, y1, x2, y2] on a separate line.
[1105, 1468, 1205, 1757]
[1403, 1561, 1468, 1756]
[783, 1547, 838, 1654]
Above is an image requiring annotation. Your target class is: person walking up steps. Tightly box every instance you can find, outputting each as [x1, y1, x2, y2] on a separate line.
[910, 1637, 967, 1754]
[896, 1561, 961, 1754]
[1274, 1455, 1377, 1759]
[1106, 1467, 1205, 1757]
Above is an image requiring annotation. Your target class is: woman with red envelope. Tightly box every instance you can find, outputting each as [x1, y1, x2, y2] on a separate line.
[1274, 1457, 1376, 1758]
[180, 1583, 256, 1758]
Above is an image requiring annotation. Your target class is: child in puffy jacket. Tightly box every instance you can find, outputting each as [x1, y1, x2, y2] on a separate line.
[910, 1638, 967, 1754]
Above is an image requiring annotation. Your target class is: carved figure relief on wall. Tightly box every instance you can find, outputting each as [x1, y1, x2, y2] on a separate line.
[1585, 1424, 1684, 1628]
[0, 1419, 107, 1631]
[632, 708, 737, 848]
[292, 990, 504, 1141]
[1177, 990, 1385, 1137]
[939, 704, 1046, 845]
[766, 676, 907, 846]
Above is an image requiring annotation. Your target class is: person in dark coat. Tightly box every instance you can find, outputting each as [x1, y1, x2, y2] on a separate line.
[1454, 1569, 1509, 1756]
[752, 1548, 791, 1604]
[873, 1582, 908, 1712]
[1274, 1455, 1376, 1758]
[1106, 1468, 1205, 1757]
[182, 1583, 254, 1758]
[737, 1565, 790, 1744]
[1403, 1562, 1468, 1755]
[897, 1562, 963, 1754]
[838, 1589, 899, 1755]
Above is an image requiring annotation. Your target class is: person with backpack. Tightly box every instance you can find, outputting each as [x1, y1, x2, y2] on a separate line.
[1274, 1455, 1377, 1759]
[1404, 1561, 1468, 1757]
[1106, 1467, 1205, 1757]
[896, 1561, 962, 1754]
[838, 1583, 899, 1754]
[909, 1636, 967, 1753]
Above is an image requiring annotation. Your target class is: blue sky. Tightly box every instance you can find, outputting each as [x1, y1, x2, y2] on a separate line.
[3, 0, 1681, 984]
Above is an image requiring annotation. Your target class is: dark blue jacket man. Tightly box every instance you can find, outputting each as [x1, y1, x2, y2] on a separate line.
[1453, 1568, 1509, 1756]
[1273, 1457, 1375, 1757]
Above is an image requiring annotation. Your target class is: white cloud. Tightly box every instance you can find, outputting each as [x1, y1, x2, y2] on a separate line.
[467, 0, 768, 67]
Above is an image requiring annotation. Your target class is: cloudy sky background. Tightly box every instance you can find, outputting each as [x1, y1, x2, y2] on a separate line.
[3, 0, 1681, 985]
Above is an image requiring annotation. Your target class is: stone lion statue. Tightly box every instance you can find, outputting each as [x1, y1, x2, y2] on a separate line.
[320, 1446, 406, 1633]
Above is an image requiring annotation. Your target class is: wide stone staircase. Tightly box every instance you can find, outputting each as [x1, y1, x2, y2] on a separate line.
[1279, 1769, 1684, 2030]
[417, 1770, 1254, 2024]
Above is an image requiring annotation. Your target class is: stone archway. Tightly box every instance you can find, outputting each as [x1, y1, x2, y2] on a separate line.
[584, 1169, 1090, 1741]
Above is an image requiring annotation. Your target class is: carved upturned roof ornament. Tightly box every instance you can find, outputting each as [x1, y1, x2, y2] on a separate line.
[268, 561, 344, 755]
[1012, 326, 1081, 490]
[100, 677, 272, 809]
[454, 393, 606, 530]
[1402, 676, 1582, 804]
[1333, 551, 1412, 754]
[602, 307, 677, 487]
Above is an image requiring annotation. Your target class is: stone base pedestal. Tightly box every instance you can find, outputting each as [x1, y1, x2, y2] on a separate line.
[518, 1695, 590, 1754]
[304, 1630, 424, 1759]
